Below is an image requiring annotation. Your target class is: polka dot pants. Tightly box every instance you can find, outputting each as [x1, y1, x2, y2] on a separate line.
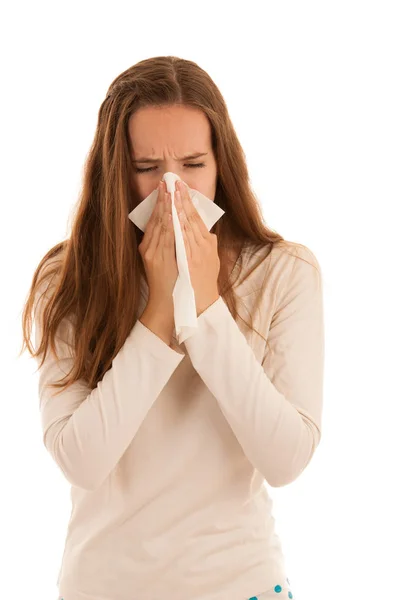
[248, 577, 293, 599]
[59, 578, 293, 600]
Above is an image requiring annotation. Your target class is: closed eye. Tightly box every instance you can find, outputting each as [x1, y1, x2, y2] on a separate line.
[134, 163, 206, 174]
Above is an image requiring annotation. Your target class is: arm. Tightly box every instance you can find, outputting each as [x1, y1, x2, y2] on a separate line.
[34, 287, 185, 492]
[184, 245, 325, 488]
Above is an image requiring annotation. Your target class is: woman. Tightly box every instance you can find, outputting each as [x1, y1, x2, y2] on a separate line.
[20, 56, 324, 600]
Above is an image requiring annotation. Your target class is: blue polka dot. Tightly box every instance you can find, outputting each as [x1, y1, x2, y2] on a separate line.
[288, 593, 293, 599]
[248, 597, 258, 600]
[274, 585, 282, 593]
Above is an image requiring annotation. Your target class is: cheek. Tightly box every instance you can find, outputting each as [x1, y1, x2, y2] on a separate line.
[183, 172, 215, 199]
[202, 172, 217, 201]
[132, 175, 158, 201]
[142, 185, 155, 200]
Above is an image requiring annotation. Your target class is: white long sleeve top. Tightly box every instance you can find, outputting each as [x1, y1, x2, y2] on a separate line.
[34, 239, 325, 600]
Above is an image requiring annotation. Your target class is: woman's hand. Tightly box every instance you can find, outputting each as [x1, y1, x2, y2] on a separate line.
[174, 180, 220, 316]
[138, 180, 177, 346]
[138, 180, 178, 305]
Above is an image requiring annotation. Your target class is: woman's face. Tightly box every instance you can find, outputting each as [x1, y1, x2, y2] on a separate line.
[128, 104, 218, 201]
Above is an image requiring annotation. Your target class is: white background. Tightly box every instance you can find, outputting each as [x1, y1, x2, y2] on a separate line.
[1, 1, 399, 599]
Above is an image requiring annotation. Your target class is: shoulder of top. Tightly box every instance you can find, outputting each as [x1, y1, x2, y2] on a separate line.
[243, 240, 323, 297]
[273, 241, 324, 299]
[245, 239, 321, 270]
[269, 240, 321, 273]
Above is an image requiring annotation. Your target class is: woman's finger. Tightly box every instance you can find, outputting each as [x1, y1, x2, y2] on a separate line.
[141, 181, 164, 253]
[147, 184, 166, 256]
[157, 193, 171, 255]
[162, 194, 175, 257]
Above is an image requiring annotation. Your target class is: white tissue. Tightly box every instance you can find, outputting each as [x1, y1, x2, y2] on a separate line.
[128, 172, 225, 344]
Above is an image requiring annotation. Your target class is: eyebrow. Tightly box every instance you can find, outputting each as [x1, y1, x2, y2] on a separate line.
[132, 152, 208, 164]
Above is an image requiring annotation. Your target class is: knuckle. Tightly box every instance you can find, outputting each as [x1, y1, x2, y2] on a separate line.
[143, 251, 151, 262]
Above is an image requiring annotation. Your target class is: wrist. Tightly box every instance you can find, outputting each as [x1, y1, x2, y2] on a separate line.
[197, 291, 220, 317]
[140, 304, 174, 347]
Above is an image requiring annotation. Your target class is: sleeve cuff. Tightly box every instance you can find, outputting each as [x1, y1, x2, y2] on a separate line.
[197, 295, 230, 324]
[132, 319, 186, 364]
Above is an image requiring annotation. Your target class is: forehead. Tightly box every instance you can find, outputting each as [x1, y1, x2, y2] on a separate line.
[128, 104, 212, 155]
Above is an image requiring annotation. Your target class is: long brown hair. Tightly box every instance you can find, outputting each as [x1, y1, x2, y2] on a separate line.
[19, 55, 312, 394]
